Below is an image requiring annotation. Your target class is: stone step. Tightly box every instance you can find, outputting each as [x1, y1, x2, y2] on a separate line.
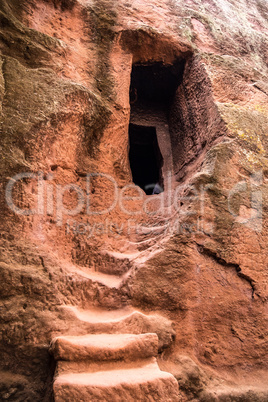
[92, 250, 138, 276]
[61, 306, 176, 351]
[63, 305, 135, 324]
[53, 358, 180, 401]
[50, 333, 158, 362]
[56, 356, 154, 376]
[60, 269, 129, 309]
[68, 265, 124, 289]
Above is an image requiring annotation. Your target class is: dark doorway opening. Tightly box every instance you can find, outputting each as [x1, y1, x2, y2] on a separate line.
[129, 123, 163, 195]
[128, 60, 185, 194]
[130, 60, 185, 104]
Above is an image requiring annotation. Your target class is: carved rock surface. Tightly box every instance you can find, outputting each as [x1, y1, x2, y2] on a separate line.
[0, 0, 267, 400]
[54, 359, 180, 402]
[50, 308, 180, 401]
[50, 333, 159, 361]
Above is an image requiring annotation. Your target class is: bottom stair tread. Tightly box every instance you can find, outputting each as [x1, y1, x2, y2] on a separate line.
[54, 359, 180, 401]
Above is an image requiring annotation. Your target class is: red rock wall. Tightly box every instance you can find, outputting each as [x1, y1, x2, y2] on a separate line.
[0, 0, 268, 400]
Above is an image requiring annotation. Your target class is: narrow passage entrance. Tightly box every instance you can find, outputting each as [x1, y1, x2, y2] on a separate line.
[128, 60, 185, 194]
[129, 123, 163, 195]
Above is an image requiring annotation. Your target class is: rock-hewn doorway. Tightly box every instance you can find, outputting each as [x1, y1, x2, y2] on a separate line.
[128, 60, 185, 193]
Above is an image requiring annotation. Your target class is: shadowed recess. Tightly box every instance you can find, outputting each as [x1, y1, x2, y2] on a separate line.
[130, 60, 185, 104]
[128, 60, 185, 194]
[129, 124, 163, 195]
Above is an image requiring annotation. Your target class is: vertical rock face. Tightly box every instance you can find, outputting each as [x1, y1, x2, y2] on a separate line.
[0, 0, 268, 400]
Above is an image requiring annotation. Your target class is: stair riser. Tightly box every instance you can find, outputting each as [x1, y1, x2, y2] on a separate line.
[58, 279, 130, 309]
[54, 377, 180, 402]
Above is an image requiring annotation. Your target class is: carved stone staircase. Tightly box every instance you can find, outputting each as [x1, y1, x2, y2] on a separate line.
[50, 306, 180, 401]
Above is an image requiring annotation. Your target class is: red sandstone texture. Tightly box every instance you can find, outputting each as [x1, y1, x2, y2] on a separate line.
[0, 0, 268, 400]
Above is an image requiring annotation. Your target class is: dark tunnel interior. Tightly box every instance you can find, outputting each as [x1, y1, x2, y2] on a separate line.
[130, 60, 185, 104]
[129, 124, 163, 195]
[128, 60, 185, 194]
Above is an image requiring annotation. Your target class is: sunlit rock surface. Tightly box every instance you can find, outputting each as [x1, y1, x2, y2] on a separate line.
[0, 0, 267, 400]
